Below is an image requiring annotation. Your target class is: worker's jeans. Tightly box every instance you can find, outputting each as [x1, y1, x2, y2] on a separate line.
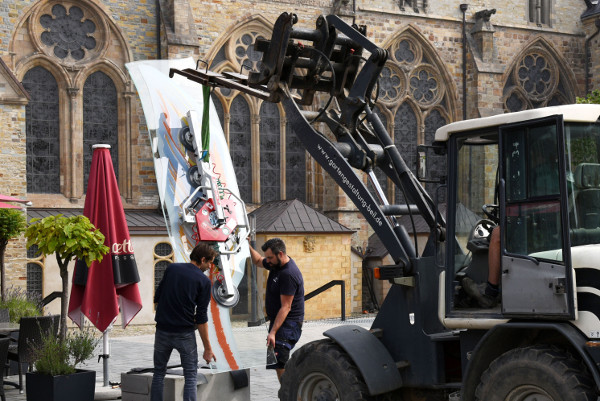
[151, 329, 198, 401]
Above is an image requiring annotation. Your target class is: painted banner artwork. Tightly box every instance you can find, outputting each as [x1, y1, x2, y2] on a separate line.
[127, 59, 271, 371]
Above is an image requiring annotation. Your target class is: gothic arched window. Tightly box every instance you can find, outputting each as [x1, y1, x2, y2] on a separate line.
[375, 31, 456, 205]
[259, 101, 281, 202]
[503, 44, 574, 112]
[22, 66, 60, 194]
[208, 22, 307, 205]
[229, 95, 252, 202]
[83, 71, 118, 191]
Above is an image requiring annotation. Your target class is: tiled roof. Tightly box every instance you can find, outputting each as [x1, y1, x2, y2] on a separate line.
[27, 208, 168, 235]
[249, 199, 354, 234]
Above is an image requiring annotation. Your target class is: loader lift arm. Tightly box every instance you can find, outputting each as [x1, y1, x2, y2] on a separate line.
[170, 12, 445, 273]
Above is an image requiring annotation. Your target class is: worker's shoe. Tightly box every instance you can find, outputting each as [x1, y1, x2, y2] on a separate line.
[462, 277, 499, 308]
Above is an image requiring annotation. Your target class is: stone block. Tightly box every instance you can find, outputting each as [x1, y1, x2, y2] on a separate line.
[121, 369, 250, 401]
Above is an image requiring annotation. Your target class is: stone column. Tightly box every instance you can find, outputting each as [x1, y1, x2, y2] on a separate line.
[123, 91, 134, 202]
[67, 87, 80, 202]
[251, 113, 260, 203]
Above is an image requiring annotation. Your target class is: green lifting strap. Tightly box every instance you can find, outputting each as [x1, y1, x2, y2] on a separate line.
[201, 86, 211, 162]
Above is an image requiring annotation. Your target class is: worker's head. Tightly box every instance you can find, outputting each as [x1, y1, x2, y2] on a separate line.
[190, 243, 217, 271]
[261, 237, 288, 267]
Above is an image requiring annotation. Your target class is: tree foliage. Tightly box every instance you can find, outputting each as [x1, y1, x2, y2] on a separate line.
[25, 215, 109, 339]
[576, 89, 600, 104]
[0, 208, 27, 301]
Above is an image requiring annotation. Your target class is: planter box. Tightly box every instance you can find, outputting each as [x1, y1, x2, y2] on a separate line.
[26, 369, 96, 401]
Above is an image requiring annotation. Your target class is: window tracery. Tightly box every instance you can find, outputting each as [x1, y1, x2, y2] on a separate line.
[376, 31, 454, 204]
[40, 4, 97, 61]
[208, 21, 307, 204]
[503, 44, 574, 112]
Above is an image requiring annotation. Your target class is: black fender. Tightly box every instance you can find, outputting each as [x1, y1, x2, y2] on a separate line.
[462, 322, 600, 401]
[324, 325, 403, 396]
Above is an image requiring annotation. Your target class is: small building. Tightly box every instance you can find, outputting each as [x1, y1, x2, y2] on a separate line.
[249, 199, 356, 321]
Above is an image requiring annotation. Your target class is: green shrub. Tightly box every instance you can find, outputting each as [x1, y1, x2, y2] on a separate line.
[0, 286, 42, 323]
[33, 326, 100, 376]
[577, 89, 600, 104]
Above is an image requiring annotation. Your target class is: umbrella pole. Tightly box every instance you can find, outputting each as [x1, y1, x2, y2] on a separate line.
[102, 326, 111, 387]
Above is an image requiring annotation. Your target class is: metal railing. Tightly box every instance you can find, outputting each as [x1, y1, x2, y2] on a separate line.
[304, 280, 346, 321]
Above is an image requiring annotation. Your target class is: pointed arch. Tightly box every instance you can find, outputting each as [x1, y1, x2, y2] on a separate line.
[502, 37, 577, 111]
[8, 0, 137, 204]
[380, 24, 459, 122]
[203, 14, 307, 205]
[205, 14, 274, 70]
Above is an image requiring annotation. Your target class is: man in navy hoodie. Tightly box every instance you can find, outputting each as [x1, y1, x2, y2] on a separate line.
[151, 243, 217, 401]
[249, 237, 304, 383]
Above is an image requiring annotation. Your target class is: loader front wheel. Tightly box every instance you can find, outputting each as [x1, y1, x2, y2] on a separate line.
[279, 339, 371, 401]
[475, 345, 595, 401]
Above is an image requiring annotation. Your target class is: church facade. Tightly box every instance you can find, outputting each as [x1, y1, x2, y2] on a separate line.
[0, 0, 599, 323]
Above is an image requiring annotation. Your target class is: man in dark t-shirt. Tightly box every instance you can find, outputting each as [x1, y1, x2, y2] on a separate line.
[152, 243, 217, 401]
[249, 237, 304, 382]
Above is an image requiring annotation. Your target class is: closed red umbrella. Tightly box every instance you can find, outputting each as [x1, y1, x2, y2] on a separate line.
[68, 144, 142, 385]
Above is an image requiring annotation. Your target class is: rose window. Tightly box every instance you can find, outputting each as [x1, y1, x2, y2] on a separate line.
[378, 64, 405, 104]
[410, 68, 440, 105]
[517, 53, 553, 100]
[40, 4, 96, 60]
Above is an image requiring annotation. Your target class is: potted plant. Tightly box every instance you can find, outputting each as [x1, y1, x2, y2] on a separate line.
[26, 326, 100, 401]
[25, 214, 109, 339]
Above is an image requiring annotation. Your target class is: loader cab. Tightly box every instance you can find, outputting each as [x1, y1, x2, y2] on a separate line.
[438, 105, 600, 322]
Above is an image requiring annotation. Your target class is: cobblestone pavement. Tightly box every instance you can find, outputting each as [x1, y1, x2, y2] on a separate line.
[4, 317, 374, 401]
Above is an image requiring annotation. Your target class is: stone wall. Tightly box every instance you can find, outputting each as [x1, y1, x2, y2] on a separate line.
[0, 103, 27, 293]
[255, 232, 356, 321]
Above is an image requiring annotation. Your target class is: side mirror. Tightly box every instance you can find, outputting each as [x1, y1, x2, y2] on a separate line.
[416, 144, 446, 184]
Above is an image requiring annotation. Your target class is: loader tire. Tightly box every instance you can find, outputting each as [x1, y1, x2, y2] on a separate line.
[475, 345, 595, 401]
[278, 339, 371, 401]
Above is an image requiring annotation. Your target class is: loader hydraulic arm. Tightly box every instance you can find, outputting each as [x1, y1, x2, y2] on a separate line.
[170, 12, 445, 273]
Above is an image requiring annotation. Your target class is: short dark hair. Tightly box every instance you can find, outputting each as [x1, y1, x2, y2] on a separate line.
[190, 242, 217, 263]
[261, 238, 286, 255]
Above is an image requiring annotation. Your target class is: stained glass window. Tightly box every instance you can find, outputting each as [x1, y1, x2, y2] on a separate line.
[230, 95, 252, 202]
[40, 4, 96, 60]
[23, 66, 60, 194]
[503, 45, 568, 111]
[212, 28, 307, 204]
[211, 93, 225, 128]
[394, 103, 418, 205]
[424, 109, 447, 200]
[83, 71, 118, 192]
[259, 102, 281, 202]
[286, 123, 306, 202]
[370, 107, 389, 201]
[235, 32, 265, 73]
